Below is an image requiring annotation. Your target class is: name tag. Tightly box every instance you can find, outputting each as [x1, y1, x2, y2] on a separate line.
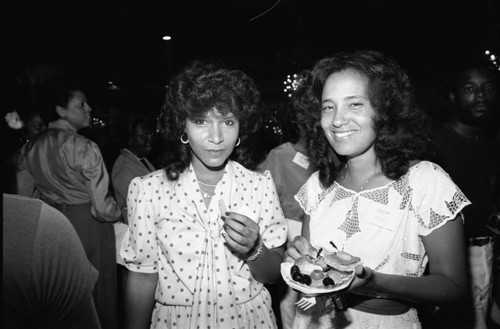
[364, 202, 401, 232]
[293, 152, 310, 170]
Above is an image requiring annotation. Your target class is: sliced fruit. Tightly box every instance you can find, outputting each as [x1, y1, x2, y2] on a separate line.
[310, 269, 325, 281]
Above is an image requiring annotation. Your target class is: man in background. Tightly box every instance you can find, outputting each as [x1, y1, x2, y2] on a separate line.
[433, 56, 500, 329]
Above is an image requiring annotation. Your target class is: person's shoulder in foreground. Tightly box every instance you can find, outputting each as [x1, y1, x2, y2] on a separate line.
[3, 193, 101, 329]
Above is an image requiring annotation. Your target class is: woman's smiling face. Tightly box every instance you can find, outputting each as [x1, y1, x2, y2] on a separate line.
[320, 68, 378, 161]
[186, 108, 239, 173]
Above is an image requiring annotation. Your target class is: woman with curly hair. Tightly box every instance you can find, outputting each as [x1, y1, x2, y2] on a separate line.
[121, 61, 287, 329]
[285, 50, 469, 328]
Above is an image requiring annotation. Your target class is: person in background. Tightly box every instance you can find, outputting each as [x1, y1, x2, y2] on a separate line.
[16, 79, 122, 329]
[4, 108, 47, 147]
[3, 193, 101, 329]
[4, 109, 47, 193]
[121, 61, 287, 329]
[432, 56, 500, 329]
[111, 114, 157, 327]
[286, 50, 469, 328]
[21, 108, 47, 143]
[258, 69, 317, 329]
[112, 115, 157, 222]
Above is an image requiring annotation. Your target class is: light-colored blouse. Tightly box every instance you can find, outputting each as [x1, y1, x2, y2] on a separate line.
[258, 142, 315, 222]
[296, 161, 470, 277]
[17, 119, 120, 222]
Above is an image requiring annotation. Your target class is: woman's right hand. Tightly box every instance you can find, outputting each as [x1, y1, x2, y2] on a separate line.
[284, 236, 311, 263]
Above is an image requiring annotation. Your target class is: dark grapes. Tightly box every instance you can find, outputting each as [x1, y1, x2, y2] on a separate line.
[323, 277, 335, 286]
[292, 272, 303, 282]
[290, 265, 300, 276]
[301, 274, 311, 286]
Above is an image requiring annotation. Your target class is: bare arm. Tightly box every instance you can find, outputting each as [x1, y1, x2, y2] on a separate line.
[246, 245, 285, 284]
[350, 214, 467, 305]
[286, 214, 467, 305]
[284, 214, 311, 262]
[124, 271, 158, 329]
[301, 214, 311, 240]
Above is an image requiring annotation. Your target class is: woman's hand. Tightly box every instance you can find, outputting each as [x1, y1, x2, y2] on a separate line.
[346, 265, 378, 296]
[284, 236, 311, 263]
[222, 211, 260, 257]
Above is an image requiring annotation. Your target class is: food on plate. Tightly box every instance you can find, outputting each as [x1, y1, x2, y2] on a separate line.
[324, 250, 361, 272]
[290, 245, 360, 289]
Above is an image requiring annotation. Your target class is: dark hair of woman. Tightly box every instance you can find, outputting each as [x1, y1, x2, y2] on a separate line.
[159, 61, 262, 180]
[280, 70, 316, 144]
[42, 79, 85, 122]
[302, 50, 434, 188]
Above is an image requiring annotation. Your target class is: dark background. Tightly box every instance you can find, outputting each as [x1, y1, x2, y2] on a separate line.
[4, 0, 500, 116]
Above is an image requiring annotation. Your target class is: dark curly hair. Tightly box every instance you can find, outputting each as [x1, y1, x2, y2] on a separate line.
[302, 50, 433, 188]
[159, 61, 262, 180]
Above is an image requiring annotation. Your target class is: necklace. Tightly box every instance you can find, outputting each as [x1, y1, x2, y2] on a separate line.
[198, 180, 217, 199]
[359, 175, 376, 191]
[198, 180, 217, 188]
[345, 165, 381, 192]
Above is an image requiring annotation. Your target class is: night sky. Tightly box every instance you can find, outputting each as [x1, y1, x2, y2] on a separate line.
[5, 0, 500, 111]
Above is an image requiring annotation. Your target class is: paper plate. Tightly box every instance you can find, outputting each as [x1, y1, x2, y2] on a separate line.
[280, 262, 355, 295]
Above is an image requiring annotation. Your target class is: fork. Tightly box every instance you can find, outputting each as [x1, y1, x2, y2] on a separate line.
[295, 296, 317, 311]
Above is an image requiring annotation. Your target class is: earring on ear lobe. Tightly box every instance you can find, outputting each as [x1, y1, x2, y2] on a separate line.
[235, 137, 241, 147]
[180, 133, 189, 144]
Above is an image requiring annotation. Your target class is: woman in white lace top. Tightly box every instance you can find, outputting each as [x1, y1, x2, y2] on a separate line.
[286, 50, 470, 328]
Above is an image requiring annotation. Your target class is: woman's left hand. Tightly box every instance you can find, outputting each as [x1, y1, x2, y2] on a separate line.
[347, 265, 378, 296]
[222, 211, 260, 257]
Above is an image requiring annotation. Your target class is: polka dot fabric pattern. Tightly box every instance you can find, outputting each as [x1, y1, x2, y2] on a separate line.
[120, 161, 287, 328]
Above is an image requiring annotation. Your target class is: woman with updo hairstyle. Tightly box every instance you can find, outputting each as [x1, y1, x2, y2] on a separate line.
[121, 61, 287, 329]
[285, 50, 469, 328]
[17, 79, 121, 329]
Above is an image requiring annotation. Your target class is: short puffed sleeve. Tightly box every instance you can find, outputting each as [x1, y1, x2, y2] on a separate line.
[411, 162, 470, 236]
[294, 171, 324, 215]
[120, 176, 159, 273]
[258, 170, 288, 249]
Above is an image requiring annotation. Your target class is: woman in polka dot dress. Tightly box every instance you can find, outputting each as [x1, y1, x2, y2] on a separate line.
[120, 61, 288, 329]
[285, 50, 470, 328]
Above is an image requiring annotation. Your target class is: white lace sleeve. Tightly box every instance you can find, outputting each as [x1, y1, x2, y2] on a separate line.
[412, 162, 471, 236]
[294, 171, 322, 215]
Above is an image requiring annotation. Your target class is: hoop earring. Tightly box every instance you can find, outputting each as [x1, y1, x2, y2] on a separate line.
[180, 133, 189, 144]
[235, 137, 241, 147]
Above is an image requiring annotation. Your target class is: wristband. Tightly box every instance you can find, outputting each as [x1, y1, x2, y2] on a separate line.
[245, 240, 263, 262]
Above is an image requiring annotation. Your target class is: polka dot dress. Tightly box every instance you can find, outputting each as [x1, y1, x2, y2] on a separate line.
[121, 161, 287, 328]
